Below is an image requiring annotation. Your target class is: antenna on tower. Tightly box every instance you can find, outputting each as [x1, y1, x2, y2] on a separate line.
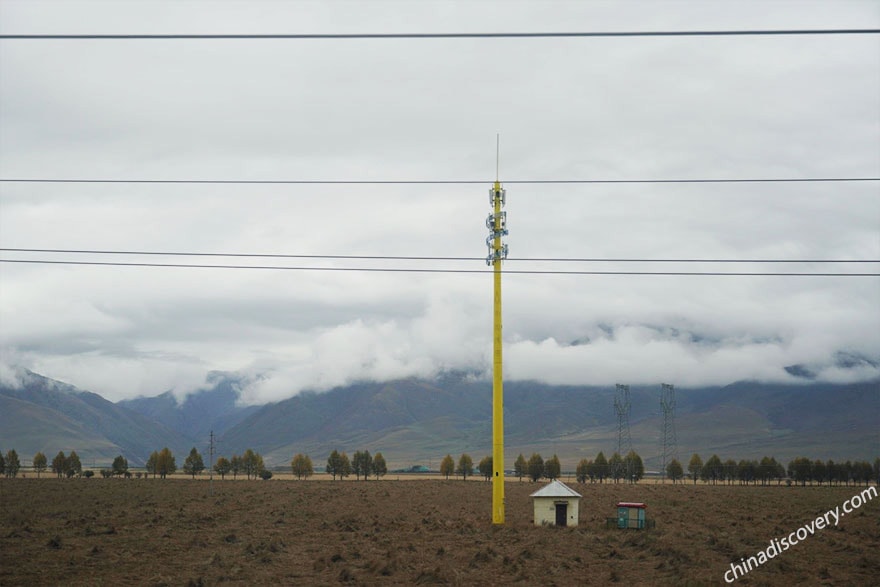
[659, 383, 678, 483]
[614, 384, 633, 479]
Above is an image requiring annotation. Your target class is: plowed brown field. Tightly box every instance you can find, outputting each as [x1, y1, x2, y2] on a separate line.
[1, 477, 877, 586]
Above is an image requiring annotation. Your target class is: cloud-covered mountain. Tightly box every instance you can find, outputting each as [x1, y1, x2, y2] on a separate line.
[118, 371, 261, 442]
[0, 367, 191, 466]
[217, 374, 880, 470]
[1, 368, 877, 471]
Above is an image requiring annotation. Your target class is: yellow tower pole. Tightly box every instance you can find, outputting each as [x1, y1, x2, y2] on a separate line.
[491, 179, 505, 525]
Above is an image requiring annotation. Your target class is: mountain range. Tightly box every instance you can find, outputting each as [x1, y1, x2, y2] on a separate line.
[1, 368, 877, 470]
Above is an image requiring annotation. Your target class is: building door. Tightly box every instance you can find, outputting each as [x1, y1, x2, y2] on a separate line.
[555, 503, 567, 527]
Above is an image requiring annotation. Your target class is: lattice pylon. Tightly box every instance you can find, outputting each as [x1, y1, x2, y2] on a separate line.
[660, 383, 678, 482]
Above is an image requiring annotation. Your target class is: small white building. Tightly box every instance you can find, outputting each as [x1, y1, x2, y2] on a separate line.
[529, 479, 582, 527]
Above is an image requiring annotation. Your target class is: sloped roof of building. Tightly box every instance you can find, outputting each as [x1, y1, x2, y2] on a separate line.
[529, 479, 582, 498]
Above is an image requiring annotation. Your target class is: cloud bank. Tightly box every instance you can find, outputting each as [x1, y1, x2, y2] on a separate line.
[0, 1, 877, 402]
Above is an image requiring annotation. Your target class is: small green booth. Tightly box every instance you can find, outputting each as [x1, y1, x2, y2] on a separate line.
[614, 502, 651, 529]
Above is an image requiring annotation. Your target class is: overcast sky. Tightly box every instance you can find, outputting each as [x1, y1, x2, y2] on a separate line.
[0, 0, 878, 404]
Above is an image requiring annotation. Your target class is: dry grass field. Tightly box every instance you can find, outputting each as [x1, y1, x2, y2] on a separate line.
[1, 477, 877, 586]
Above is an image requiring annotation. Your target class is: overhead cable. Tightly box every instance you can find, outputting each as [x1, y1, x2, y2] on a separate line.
[1, 259, 875, 277]
[1, 248, 877, 264]
[1, 29, 878, 41]
[1, 177, 877, 185]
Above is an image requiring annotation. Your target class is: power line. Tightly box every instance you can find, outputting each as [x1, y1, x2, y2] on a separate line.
[0, 248, 484, 262]
[1, 177, 877, 185]
[1, 29, 878, 40]
[2, 248, 877, 264]
[1, 259, 875, 277]
[515, 258, 879, 264]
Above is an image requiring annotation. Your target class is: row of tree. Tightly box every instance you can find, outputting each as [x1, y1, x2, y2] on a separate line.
[785, 457, 878, 487]
[432, 451, 648, 484]
[679, 454, 879, 487]
[646, 454, 880, 487]
[441, 451, 880, 488]
[439, 453, 474, 480]
[212, 449, 267, 480]
[433, 452, 570, 482]
[574, 451, 646, 484]
[4, 447, 878, 487]
[2, 450, 85, 479]
[325, 450, 388, 480]
[48, 451, 83, 478]
[513, 453, 571, 482]
[3, 446, 311, 481]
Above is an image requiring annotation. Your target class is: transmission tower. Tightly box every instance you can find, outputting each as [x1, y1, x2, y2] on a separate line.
[614, 383, 632, 457]
[659, 383, 678, 482]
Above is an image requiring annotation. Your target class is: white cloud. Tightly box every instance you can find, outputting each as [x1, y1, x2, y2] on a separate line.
[0, 357, 31, 389]
[0, 1, 878, 402]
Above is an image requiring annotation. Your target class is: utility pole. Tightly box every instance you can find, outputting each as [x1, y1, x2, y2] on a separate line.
[487, 135, 509, 524]
[208, 430, 215, 497]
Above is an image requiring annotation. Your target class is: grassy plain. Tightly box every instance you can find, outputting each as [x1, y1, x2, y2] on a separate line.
[1, 477, 877, 586]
